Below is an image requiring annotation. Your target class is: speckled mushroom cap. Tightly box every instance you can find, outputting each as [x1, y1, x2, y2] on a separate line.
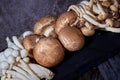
[58, 26, 85, 51]
[34, 15, 57, 35]
[23, 35, 42, 58]
[33, 37, 64, 67]
[55, 11, 78, 34]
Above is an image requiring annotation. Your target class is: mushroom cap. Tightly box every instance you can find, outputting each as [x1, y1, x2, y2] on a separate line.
[97, 13, 108, 21]
[58, 26, 85, 51]
[81, 26, 95, 36]
[102, 1, 111, 8]
[110, 5, 118, 12]
[23, 35, 42, 58]
[34, 15, 56, 35]
[105, 18, 114, 27]
[55, 11, 78, 34]
[33, 37, 64, 67]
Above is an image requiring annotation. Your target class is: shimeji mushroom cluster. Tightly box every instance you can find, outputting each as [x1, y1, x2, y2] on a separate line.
[68, 0, 120, 35]
[0, 0, 120, 80]
[0, 31, 54, 80]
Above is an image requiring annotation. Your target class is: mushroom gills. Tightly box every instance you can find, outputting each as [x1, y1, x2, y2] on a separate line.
[43, 25, 54, 37]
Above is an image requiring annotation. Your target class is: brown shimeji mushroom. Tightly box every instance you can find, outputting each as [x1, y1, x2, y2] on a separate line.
[33, 37, 64, 67]
[81, 22, 95, 36]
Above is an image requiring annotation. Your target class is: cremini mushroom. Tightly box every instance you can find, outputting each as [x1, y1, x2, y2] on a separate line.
[0, 36, 55, 80]
[23, 35, 42, 58]
[58, 26, 85, 51]
[33, 37, 64, 67]
[55, 11, 78, 34]
[34, 15, 57, 38]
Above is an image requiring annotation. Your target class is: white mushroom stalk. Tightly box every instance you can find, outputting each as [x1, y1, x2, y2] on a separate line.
[68, 0, 120, 33]
[79, 2, 97, 20]
[0, 34, 54, 80]
[81, 0, 94, 8]
[6, 37, 20, 50]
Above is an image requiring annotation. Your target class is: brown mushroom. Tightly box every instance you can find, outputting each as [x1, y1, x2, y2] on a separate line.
[23, 35, 43, 58]
[81, 22, 95, 36]
[58, 27, 85, 51]
[34, 15, 57, 38]
[55, 11, 78, 34]
[33, 37, 64, 67]
[102, 1, 111, 8]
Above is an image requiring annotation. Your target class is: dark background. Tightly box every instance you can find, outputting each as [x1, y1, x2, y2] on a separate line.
[0, 0, 120, 80]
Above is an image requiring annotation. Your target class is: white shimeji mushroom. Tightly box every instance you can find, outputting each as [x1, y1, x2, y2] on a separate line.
[4, 48, 13, 57]
[12, 50, 19, 58]
[17, 59, 40, 80]
[29, 63, 54, 79]
[20, 49, 28, 58]
[6, 70, 29, 80]
[6, 37, 20, 50]
[0, 61, 9, 70]
[23, 57, 30, 63]
[0, 52, 7, 62]
[12, 36, 24, 49]
[7, 55, 15, 65]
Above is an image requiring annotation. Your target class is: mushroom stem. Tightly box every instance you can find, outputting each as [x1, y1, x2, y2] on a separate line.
[79, 3, 97, 20]
[29, 63, 54, 79]
[68, 5, 83, 18]
[82, 14, 106, 28]
[96, 0, 108, 20]
[12, 36, 24, 49]
[6, 70, 29, 80]
[92, 4, 101, 14]
[105, 27, 120, 33]
[81, 0, 94, 8]
[18, 59, 40, 80]
[10, 78, 21, 80]
[0, 52, 6, 62]
[96, 0, 105, 13]
[12, 66, 33, 80]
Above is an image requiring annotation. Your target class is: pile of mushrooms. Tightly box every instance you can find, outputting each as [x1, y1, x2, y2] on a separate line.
[0, 0, 120, 79]
[68, 0, 120, 35]
[0, 34, 54, 80]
